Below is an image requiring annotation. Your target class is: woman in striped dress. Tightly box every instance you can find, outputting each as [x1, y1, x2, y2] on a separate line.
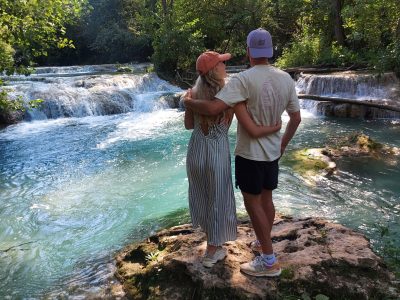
[184, 51, 281, 267]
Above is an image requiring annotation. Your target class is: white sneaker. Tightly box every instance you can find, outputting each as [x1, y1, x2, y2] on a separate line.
[240, 256, 282, 277]
[202, 247, 227, 268]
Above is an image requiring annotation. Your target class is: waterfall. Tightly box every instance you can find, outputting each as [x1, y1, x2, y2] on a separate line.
[3, 64, 181, 121]
[296, 72, 400, 118]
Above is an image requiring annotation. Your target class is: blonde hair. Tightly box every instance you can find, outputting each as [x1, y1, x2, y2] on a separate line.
[192, 68, 225, 127]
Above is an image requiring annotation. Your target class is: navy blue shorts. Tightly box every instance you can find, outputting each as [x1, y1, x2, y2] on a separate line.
[235, 155, 279, 195]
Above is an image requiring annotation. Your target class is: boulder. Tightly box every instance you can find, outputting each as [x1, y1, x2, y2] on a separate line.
[159, 92, 183, 109]
[0, 110, 24, 124]
[115, 216, 399, 300]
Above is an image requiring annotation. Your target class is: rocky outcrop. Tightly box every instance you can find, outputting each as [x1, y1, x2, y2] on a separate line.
[160, 92, 184, 110]
[286, 133, 399, 184]
[316, 102, 400, 119]
[0, 110, 24, 124]
[115, 216, 399, 300]
[325, 133, 400, 159]
[285, 148, 337, 185]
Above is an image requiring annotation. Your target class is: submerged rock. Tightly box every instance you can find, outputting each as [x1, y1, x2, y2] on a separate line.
[285, 148, 336, 185]
[287, 133, 399, 184]
[115, 216, 399, 299]
[326, 132, 400, 159]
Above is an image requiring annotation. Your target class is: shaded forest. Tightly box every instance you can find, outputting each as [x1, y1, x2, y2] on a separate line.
[1, 0, 400, 76]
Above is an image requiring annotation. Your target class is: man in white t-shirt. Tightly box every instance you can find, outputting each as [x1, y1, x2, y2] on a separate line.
[184, 28, 301, 277]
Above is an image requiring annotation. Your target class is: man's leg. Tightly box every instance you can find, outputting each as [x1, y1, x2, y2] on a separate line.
[261, 189, 275, 232]
[242, 191, 273, 254]
[240, 190, 281, 277]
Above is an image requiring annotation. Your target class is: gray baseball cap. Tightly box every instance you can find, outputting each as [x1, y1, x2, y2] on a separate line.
[246, 28, 273, 58]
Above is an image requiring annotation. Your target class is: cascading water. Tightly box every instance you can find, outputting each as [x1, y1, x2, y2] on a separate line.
[296, 72, 400, 118]
[0, 65, 399, 299]
[4, 65, 180, 120]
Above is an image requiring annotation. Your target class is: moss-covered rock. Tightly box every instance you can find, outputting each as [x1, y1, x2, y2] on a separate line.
[117, 66, 134, 73]
[285, 148, 336, 185]
[327, 132, 399, 157]
[287, 133, 399, 183]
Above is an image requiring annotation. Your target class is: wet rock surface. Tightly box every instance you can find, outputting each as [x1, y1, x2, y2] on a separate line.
[286, 133, 399, 184]
[115, 216, 399, 299]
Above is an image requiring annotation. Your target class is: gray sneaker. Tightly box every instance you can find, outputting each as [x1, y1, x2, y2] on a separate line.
[240, 256, 282, 277]
[202, 247, 227, 268]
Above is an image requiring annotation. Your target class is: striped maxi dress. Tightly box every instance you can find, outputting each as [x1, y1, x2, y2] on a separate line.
[186, 119, 237, 246]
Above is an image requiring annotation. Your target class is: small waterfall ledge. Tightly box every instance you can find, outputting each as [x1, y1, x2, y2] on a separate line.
[2, 67, 400, 124]
[296, 72, 400, 119]
[1, 69, 182, 123]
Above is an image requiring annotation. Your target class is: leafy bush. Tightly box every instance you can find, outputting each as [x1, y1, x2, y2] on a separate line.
[275, 33, 323, 68]
[376, 40, 400, 76]
[152, 17, 204, 74]
[276, 33, 364, 69]
[0, 81, 43, 115]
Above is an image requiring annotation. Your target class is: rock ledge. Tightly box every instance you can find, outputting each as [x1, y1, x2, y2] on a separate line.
[115, 216, 399, 299]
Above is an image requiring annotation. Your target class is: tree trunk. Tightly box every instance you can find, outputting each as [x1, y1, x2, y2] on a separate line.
[298, 94, 400, 113]
[161, 0, 173, 15]
[161, 0, 168, 15]
[332, 0, 346, 46]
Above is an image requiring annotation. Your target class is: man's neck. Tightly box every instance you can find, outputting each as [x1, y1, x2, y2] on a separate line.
[250, 57, 269, 66]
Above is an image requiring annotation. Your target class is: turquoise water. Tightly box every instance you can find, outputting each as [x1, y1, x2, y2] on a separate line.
[0, 106, 399, 298]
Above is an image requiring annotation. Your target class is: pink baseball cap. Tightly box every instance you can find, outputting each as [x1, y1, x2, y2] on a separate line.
[247, 28, 273, 58]
[196, 51, 231, 75]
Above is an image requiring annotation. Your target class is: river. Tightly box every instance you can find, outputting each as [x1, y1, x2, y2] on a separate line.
[0, 65, 399, 298]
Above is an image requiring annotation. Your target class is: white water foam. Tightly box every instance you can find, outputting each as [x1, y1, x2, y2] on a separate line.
[96, 110, 183, 149]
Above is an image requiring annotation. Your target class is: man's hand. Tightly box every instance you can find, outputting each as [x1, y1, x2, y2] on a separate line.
[280, 143, 287, 156]
[281, 111, 301, 156]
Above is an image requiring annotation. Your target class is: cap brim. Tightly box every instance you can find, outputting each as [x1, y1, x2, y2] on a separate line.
[248, 47, 273, 58]
[218, 53, 232, 61]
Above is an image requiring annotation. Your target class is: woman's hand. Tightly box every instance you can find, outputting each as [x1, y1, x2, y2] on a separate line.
[234, 102, 282, 138]
[183, 88, 195, 129]
[268, 120, 282, 133]
[183, 88, 193, 106]
[220, 108, 234, 126]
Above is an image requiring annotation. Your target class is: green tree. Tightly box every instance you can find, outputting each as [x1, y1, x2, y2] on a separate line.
[0, 0, 89, 119]
[0, 0, 89, 74]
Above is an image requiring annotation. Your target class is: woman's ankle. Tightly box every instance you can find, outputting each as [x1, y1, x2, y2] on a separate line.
[206, 244, 218, 256]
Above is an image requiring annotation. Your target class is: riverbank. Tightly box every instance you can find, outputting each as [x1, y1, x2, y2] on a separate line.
[115, 216, 399, 299]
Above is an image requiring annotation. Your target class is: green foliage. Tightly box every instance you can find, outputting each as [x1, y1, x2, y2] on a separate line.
[276, 33, 323, 68]
[315, 295, 329, 300]
[0, 82, 43, 114]
[152, 16, 204, 73]
[0, 0, 89, 74]
[375, 222, 400, 278]
[280, 266, 295, 280]
[83, 0, 152, 63]
[2, 0, 400, 77]
[276, 0, 400, 71]
[376, 39, 400, 76]
[145, 250, 160, 263]
[0, 88, 24, 112]
[0, 0, 88, 115]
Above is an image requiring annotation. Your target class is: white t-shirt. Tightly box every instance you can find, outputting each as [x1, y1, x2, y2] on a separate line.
[216, 65, 300, 161]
